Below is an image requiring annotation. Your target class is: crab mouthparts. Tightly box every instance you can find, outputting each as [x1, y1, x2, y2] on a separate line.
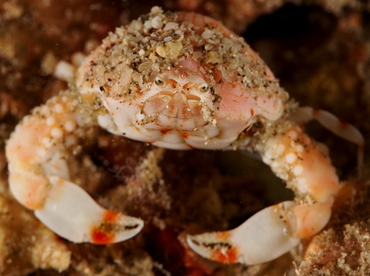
[143, 91, 206, 126]
[142, 90, 208, 133]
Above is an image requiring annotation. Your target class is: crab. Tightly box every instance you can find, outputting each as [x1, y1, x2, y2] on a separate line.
[5, 7, 364, 265]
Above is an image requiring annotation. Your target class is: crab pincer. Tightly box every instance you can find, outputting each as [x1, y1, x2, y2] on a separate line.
[188, 124, 339, 264]
[6, 95, 143, 244]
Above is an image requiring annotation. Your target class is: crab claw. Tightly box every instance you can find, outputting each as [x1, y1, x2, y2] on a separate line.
[35, 176, 143, 244]
[187, 201, 300, 265]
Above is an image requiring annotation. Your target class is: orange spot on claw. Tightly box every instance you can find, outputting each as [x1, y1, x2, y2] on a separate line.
[209, 231, 239, 264]
[216, 231, 229, 239]
[90, 210, 118, 244]
[91, 227, 115, 244]
[211, 247, 238, 264]
[103, 210, 118, 223]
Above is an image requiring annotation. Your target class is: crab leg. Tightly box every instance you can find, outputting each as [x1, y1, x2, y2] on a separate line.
[188, 125, 339, 264]
[6, 93, 143, 244]
[291, 106, 364, 175]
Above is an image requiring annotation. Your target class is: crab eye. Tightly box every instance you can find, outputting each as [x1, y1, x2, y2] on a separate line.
[199, 83, 210, 93]
[155, 76, 165, 87]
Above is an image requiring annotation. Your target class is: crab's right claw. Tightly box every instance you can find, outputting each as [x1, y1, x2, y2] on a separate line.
[35, 176, 144, 244]
[187, 201, 300, 265]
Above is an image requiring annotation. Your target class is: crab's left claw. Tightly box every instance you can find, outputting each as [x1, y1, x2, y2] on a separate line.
[188, 124, 339, 264]
[187, 201, 301, 265]
[35, 176, 144, 244]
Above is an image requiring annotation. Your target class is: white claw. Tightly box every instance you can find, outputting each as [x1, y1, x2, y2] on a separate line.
[35, 176, 143, 244]
[187, 201, 300, 265]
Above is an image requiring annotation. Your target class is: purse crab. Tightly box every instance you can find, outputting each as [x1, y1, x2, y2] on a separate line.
[5, 7, 364, 265]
